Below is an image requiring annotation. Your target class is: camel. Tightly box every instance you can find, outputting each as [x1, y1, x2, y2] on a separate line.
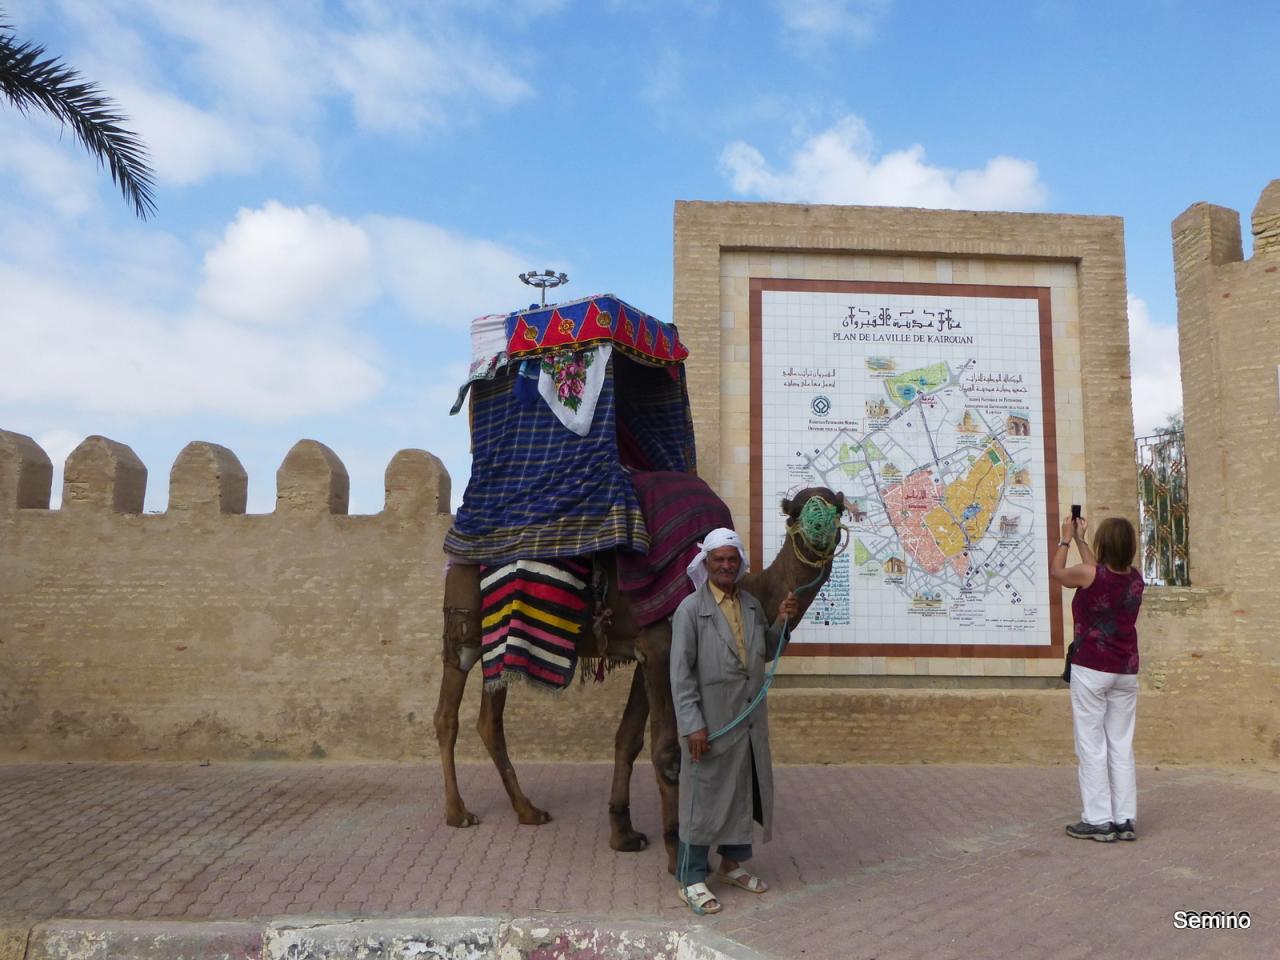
[433, 486, 846, 873]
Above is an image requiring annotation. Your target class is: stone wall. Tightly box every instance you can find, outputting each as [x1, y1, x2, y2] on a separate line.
[2, 190, 1278, 768]
[0, 431, 700, 764]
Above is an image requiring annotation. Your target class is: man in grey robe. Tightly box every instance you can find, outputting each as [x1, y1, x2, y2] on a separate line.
[670, 527, 798, 914]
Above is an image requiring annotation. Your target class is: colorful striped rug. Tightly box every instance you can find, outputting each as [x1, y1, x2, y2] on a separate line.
[479, 557, 589, 691]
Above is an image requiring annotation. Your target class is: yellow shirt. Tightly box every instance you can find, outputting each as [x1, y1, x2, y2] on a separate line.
[708, 581, 747, 665]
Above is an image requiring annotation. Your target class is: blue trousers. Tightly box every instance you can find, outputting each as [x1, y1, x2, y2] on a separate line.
[678, 842, 753, 885]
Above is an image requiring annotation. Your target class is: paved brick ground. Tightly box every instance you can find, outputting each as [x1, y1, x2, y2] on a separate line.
[1, 762, 1277, 958]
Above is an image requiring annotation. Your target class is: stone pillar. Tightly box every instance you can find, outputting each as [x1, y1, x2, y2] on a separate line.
[169, 442, 248, 515]
[275, 440, 349, 515]
[1251, 179, 1280, 257]
[384, 449, 451, 519]
[1171, 202, 1242, 588]
[0, 430, 53, 511]
[62, 436, 147, 514]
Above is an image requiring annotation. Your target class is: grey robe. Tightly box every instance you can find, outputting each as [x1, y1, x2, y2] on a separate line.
[670, 581, 786, 846]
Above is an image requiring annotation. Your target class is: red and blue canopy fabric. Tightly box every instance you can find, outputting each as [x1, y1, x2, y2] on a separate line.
[445, 355, 697, 566]
[505, 294, 688, 366]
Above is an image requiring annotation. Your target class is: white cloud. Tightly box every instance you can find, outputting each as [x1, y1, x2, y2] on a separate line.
[366, 216, 536, 327]
[332, 28, 530, 135]
[198, 203, 378, 326]
[0, 119, 101, 218]
[1127, 294, 1182, 435]
[771, 0, 890, 45]
[721, 114, 1048, 211]
[0, 201, 536, 426]
[37, 0, 537, 192]
[0, 263, 384, 421]
[115, 85, 256, 185]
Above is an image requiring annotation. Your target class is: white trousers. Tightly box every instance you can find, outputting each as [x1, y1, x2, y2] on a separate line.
[1070, 664, 1138, 826]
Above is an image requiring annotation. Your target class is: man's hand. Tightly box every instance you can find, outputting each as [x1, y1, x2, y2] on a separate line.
[778, 591, 799, 623]
[688, 727, 709, 762]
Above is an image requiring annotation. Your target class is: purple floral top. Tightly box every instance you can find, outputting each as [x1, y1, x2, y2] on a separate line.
[1071, 565, 1144, 674]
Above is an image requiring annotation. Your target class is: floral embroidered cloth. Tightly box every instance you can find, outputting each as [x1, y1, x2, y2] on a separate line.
[537, 344, 611, 436]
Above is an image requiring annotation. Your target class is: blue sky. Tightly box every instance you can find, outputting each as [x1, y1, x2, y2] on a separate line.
[3, 0, 1275, 513]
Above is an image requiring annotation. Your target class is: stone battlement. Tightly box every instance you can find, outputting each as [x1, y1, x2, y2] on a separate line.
[0, 431, 450, 519]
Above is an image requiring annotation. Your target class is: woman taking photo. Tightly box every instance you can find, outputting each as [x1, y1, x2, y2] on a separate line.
[1050, 513, 1145, 842]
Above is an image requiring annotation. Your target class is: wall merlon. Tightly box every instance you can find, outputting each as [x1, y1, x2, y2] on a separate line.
[1172, 202, 1243, 274]
[62, 435, 147, 514]
[0, 429, 53, 511]
[384, 448, 451, 518]
[275, 440, 349, 515]
[1250, 179, 1280, 257]
[168, 441, 248, 515]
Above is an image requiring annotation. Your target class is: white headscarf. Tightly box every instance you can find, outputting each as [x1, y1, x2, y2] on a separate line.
[685, 527, 749, 592]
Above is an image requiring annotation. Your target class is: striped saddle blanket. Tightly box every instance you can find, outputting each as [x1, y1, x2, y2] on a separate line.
[479, 557, 589, 691]
[617, 471, 734, 628]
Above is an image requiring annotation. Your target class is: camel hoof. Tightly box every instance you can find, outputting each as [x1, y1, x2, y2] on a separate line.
[446, 809, 480, 828]
[610, 830, 649, 852]
[518, 807, 552, 825]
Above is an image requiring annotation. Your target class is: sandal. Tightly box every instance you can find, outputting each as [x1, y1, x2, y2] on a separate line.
[716, 866, 769, 893]
[677, 881, 722, 914]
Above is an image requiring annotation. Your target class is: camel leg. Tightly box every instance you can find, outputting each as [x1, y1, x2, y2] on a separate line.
[477, 683, 551, 825]
[608, 664, 650, 852]
[638, 623, 681, 874]
[436, 564, 485, 829]
[435, 660, 480, 827]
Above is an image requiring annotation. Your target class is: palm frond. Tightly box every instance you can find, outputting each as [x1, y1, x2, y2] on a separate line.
[0, 20, 156, 219]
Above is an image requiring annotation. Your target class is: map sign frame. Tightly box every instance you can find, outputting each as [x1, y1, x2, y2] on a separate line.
[749, 278, 1064, 660]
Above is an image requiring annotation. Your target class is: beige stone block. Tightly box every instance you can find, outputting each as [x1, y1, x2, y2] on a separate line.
[276, 439, 349, 515]
[926, 657, 956, 676]
[384, 449, 450, 518]
[1035, 261, 1078, 288]
[936, 259, 954, 283]
[63, 435, 148, 514]
[0, 429, 53, 510]
[170, 442, 248, 515]
[990, 260, 1036, 285]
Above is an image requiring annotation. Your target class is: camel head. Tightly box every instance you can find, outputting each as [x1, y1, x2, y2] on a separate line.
[780, 487, 847, 564]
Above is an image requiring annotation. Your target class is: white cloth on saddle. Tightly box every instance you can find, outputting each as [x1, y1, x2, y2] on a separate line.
[538, 343, 611, 436]
[685, 527, 748, 592]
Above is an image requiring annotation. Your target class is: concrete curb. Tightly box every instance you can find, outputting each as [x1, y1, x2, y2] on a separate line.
[14, 917, 768, 960]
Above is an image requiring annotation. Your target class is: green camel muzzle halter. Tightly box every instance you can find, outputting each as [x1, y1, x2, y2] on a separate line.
[796, 496, 840, 553]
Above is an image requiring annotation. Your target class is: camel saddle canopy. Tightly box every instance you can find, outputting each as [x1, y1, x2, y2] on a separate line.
[446, 295, 698, 567]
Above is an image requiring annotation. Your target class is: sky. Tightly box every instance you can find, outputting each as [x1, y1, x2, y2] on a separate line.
[3, 0, 1275, 515]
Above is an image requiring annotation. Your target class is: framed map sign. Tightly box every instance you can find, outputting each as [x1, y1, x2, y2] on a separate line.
[750, 279, 1063, 659]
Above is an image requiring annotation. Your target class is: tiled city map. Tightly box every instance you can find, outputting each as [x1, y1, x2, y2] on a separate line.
[759, 288, 1053, 650]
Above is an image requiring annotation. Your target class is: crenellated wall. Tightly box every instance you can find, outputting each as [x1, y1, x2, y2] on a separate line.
[3, 186, 1279, 768]
[0, 432, 639, 762]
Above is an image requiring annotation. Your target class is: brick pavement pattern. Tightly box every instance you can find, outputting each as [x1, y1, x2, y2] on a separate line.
[1, 762, 1277, 958]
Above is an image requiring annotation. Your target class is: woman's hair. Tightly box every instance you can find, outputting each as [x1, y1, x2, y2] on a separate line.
[1092, 517, 1137, 570]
